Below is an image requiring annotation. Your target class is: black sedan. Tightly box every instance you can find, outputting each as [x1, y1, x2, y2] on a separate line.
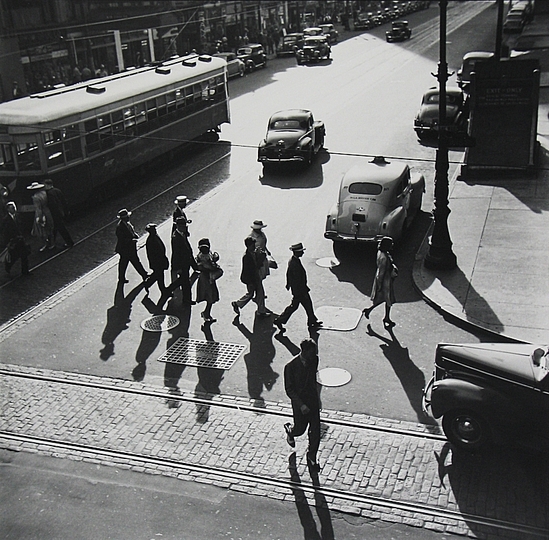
[414, 87, 469, 140]
[296, 36, 331, 65]
[257, 109, 325, 168]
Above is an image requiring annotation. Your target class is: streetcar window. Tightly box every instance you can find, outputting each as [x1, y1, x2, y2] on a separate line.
[84, 118, 100, 155]
[135, 103, 146, 124]
[0, 143, 15, 171]
[123, 107, 135, 128]
[98, 114, 114, 151]
[62, 124, 82, 162]
[15, 141, 41, 171]
[146, 99, 157, 120]
[175, 88, 185, 109]
[112, 110, 124, 143]
[167, 91, 176, 113]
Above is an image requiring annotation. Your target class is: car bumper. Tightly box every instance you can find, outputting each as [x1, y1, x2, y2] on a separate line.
[259, 154, 307, 163]
[324, 231, 382, 242]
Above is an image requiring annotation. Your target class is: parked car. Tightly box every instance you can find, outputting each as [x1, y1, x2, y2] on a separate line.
[257, 109, 325, 167]
[237, 44, 267, 72]
[213, 52, 245, 78]
[423, 343, 549, 452]
[296, 36, 331, 64]
[386, 20, 412, 42]
[324, 156, 424, 243]
[414, 87, 469, 139]
[457, 51, 494, 92]
[303, 27, 324, 37]
[277, 33, 304, 56]
[319, 23, 338, 43]
[503, 12, 525, 33]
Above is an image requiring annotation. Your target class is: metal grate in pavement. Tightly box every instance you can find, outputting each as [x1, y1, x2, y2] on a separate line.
[157, 337, 246, 369]
[140, 315, 180, 332]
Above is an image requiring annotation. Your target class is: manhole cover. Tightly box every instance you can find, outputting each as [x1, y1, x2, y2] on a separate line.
[141, 315, 180, 332]
[315, 306, 363, 331]
[316, 257, 340, 268]
[317, 367, 352, 387]
[157, 337, 246, 370]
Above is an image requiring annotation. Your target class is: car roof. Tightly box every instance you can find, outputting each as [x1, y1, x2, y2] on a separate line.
[423, 86, 463, 98]
[269, 109, 312, 122]
[304, 35, 327, 42]
[341, 159, 409, 188]
[285, 32, 303, 38]
[462, 51, 494, 61]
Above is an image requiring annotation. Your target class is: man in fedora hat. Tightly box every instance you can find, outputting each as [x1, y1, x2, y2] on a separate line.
[158, 216, 199, 308]
[172, 195, 191, 234]
[44, 179, 73, 249]
[2, 201, 30, 276]
[114, 208, 149, 284]
[143, 223, 169, 294]
[274, 243, 322, 332]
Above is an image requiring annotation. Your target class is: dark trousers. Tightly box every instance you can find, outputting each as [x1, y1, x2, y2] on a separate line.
[145, 269, 166, 293]
[289, 404, 321, 462]
[278, 292, 317, 325]
[52, 217, 73, 246]
[161, 269, 192, 305]
[5, 241, 29, 275]
[118, 252, 148, 281]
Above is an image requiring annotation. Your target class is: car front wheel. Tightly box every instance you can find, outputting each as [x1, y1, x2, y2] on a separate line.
[442, 409, 491, 452]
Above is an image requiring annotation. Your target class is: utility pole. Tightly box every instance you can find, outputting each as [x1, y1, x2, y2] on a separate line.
[424, 0, 457, 271]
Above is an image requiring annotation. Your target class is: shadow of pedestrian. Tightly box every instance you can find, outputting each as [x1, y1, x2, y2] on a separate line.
[99, 281, 145, 361]
[288, 453, 335, 539]
[367, 324, 437, 425]
[162, 304, 191, 398]
[194, 321, 225, 423]
[234, 316, 278, 407]
[132, 329, 161, 382]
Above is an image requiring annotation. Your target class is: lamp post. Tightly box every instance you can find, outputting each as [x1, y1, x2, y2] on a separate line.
[424, 0, 457, 271]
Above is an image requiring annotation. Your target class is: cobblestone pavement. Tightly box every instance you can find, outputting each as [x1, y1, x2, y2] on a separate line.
[1, 364, 547, 539]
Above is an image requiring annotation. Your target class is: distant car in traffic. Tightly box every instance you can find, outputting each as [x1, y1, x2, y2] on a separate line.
[296, 36, 331, 64]
[237, 44, 267, 72]
[324, 156, 424, 243]
[414, 87, 469, 139]
[319, 23, 339, 43]
[257, 109, 326, 168]
[386, 20, 412, 42]
[277, 33, 304, 56]
[213, 52, 245, 78]
[354, 12, 374, 30]
[457, 51, 494, 92]
[303, 27, 324, 37]
[423, 343, 549, 452]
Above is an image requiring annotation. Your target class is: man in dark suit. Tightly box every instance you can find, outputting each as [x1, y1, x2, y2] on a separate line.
[284, 338, 322, 472]
[171, 195, 191, 234]
[158, 217, 199, 307]
[2, 201, 30, 276]
[231, 236, 269, 318]
[143, 223, 169, 294]
[114, 208, 149, 284]
[44, 179, 73, 249]
[274, 243, 322, 332]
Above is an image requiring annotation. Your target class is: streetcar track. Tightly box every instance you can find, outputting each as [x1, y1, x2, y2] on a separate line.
[0, 150, 232, 291]
[0, 367, 444, 441]
[0, 430, 545, 538]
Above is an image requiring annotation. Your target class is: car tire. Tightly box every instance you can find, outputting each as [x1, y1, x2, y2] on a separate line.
[442, 409, 492, 452]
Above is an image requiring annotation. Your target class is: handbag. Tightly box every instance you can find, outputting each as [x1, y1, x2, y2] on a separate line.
[210, 266, 224, 281]
[267, 255, 278, 269]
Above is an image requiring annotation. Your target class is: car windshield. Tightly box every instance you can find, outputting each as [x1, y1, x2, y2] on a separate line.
[284, 37, 297, 43]
[305, 38, 324, 45]
[238, 48, 251, 55]
[271, 119, 305, 130]
[349, 182, 383, 195]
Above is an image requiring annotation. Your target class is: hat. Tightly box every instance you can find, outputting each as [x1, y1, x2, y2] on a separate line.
[251, 220, 267, 229]
[145, 223, 157, 232]
[289, 242, 305, 252]
[27, 182, 45, 190]
[198, 238, 210, 248]
[174, 195, 188, 205]
[117, 208, 132, 219]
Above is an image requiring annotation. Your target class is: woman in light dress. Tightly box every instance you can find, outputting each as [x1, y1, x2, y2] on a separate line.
[27, 182, 54, 251]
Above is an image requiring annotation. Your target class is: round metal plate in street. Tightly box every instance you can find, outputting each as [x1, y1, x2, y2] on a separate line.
[140, 315, 180, 332]
[317, 367, 352, 387]
[315, 257, 340, 268]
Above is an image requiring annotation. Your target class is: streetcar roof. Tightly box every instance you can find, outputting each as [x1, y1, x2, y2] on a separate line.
[0, 54, 226, 127]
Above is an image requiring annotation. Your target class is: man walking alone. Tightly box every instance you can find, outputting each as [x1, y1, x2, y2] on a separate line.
[284, 338, 322, 472]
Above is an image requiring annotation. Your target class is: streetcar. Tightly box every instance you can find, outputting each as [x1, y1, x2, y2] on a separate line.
[0, 53, 230, 211]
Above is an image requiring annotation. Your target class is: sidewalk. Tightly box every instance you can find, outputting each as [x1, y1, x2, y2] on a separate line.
[1, 363, 547, 538]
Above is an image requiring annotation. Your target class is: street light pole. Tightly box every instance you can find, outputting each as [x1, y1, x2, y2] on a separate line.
[424, 0, 457, 270]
